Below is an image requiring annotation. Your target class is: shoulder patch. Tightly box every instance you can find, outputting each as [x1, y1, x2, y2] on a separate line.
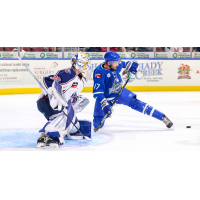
[95, 73, 101, 78]
[71, 82, 78, 88]
[65, 69, 71, 74]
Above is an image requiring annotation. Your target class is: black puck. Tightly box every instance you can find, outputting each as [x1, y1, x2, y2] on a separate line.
[186, 126, 191, 128]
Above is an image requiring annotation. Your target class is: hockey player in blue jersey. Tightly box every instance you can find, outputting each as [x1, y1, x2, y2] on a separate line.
[36, 53, 92, 148]
[93, 51, 173, 130]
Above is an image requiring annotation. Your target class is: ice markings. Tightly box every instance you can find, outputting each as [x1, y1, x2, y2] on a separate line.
[0, 129, 111, 148]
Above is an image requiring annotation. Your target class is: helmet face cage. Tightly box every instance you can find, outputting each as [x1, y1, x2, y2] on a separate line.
[108, 59, 121, 65]
[104, 51, 121, 65]
[71, 53, 91, 73]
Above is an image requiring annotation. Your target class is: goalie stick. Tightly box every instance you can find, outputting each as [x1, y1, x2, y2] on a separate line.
[94, 73, 134, 132]
[16, 55, 91, 140]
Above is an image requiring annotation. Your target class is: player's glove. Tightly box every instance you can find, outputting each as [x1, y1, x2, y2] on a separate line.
[122, 69, 131, 77]
[125, 61, 139, 74]
[101, 99, 112, 117]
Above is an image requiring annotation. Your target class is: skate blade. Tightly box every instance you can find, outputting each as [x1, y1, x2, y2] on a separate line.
[35, 143, 46, 148]
[45, 144, 59, 149]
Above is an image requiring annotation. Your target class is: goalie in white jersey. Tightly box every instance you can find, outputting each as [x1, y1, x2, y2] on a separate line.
[36, 53, 91, 148]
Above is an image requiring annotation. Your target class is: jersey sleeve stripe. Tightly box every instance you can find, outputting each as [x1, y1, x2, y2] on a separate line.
[106, 97, 115, 101]
[56, 70, 60, 75]
[43, 77, 48, 89]
[93, 92, 104, 94]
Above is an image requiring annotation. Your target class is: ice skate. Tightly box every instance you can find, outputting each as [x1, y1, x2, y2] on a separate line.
[46, 137, 60, 148]
[162, 115, 173, 129]
[35, 135, 49, 148]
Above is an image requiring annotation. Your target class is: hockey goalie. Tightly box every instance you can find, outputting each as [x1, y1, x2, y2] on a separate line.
[36, 53, 92, 148]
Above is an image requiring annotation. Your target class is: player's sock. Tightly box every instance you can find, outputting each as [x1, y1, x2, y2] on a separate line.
[93, 116, 105, 129]
[129, 98, 164, 120]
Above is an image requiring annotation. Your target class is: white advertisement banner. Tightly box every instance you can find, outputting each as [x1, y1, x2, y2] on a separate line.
[156, 52, 190, 58]
[23, 52, 62, 58]
[0, 52, 62, 59]
[64, 52, 154, 59]
[0, 59, 200, 89]
[192, 52, 200, 58]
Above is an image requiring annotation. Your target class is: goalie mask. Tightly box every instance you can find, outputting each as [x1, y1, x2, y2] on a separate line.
[71, 53, 91, 78]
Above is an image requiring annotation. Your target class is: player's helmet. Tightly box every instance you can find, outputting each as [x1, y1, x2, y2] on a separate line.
[104, 51, 121, 65]
[71, 53, 91, 74]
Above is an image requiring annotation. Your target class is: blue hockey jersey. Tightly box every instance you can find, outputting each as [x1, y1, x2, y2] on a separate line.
[93, 61, 126, 103]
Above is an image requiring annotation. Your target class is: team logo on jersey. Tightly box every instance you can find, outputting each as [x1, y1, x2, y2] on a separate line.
[95, 73, 101, 78]
[109, 82, 123, 94]
[50, 75, 61, 82]
[178, 63, 191, 79]
[65, 69, 71, 74]
[107, 73, 111, 78]
[71, 82, 78, 88]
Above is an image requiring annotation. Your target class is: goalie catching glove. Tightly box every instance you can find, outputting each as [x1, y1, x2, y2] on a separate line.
[72, 95, 89, 113]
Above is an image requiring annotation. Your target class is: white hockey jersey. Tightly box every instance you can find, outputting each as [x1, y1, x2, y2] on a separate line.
[38, 68, 87, 103]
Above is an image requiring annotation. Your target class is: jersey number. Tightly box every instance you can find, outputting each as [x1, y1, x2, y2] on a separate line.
[94, 83, 100, 90]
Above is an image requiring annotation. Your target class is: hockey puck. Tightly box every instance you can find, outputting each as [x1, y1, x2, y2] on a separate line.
[186, 126, 191, 128]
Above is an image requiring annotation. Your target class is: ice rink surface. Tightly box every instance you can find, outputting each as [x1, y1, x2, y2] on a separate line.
[0, 91, 200, 151]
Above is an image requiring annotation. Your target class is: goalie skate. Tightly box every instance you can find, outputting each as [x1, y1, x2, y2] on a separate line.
[46, 137, 60, 148]
[36, 135, 59, 148]
[36, 135, 48, 148]
[162, 115, 173, 129]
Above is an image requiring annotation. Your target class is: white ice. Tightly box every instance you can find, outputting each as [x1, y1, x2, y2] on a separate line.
[0, 91, 200, 151]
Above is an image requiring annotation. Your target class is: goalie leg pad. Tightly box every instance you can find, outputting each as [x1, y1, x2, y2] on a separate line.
[46, 131, 65, 146]
[69, 117, 80, 134]
[79, 120, 92, 139]
[66, 119, 92, 140]
[39, 122, 50, 133]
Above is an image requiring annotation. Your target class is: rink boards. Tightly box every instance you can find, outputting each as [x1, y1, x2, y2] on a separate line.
[0, 58, 200, 94]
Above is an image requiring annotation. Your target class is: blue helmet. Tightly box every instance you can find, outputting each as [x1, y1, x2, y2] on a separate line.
[104, 51, 121, 65]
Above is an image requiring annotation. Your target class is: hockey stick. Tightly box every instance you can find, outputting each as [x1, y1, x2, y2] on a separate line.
[16, 55, 91, 140]
[94, 73, 134, 132]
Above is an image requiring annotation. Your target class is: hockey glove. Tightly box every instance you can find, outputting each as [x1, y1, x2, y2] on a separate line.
[125, 61, 139, 74]
[122, 69, 131, 77]
[48, 87, 63, 111]
[101, 99, 112, 117]
[72, 95, 90, 113]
